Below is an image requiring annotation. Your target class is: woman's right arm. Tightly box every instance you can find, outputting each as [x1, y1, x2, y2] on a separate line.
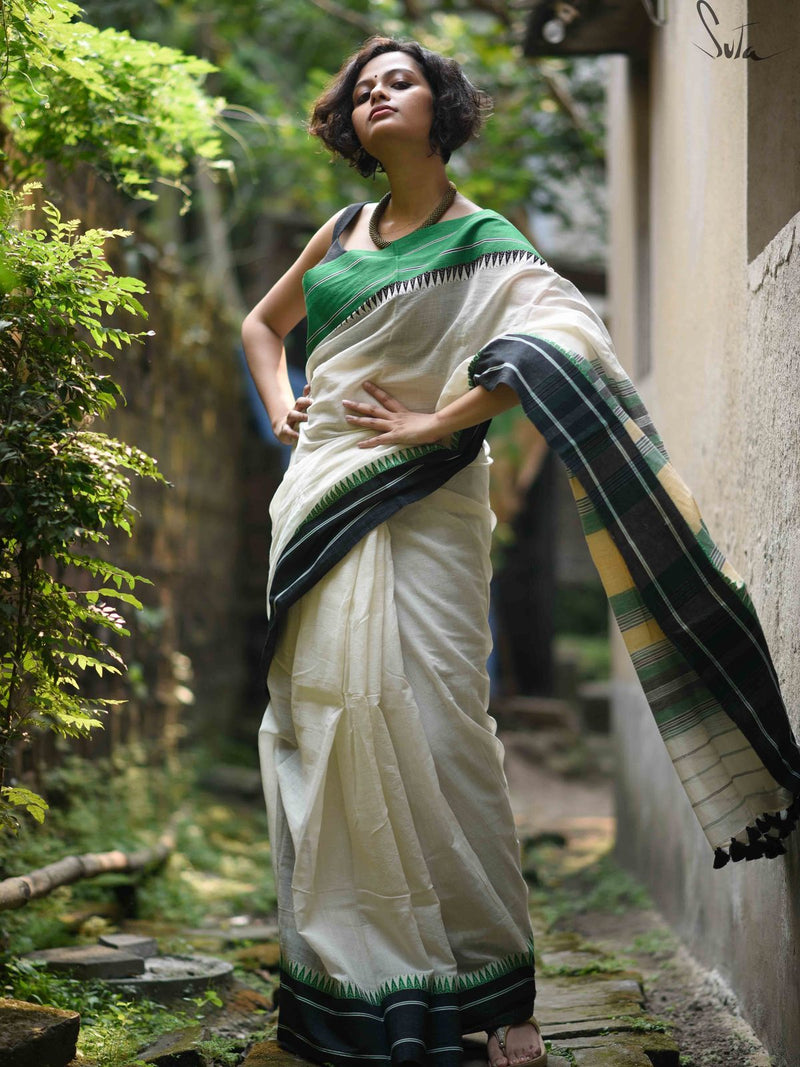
[241, 210, 344, 444]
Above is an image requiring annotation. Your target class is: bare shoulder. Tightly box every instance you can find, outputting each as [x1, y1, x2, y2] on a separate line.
[302, 207, 348, 260]
[242, 206, 355, 337]
[447, 192, 484, 219]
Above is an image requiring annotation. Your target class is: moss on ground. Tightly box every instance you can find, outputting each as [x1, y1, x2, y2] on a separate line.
[0, 742, 277, 1065]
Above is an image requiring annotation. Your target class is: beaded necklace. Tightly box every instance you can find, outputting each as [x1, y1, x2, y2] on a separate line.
[369, 181, 457, 249]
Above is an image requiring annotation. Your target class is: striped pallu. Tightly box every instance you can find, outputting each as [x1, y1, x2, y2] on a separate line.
[470, 335, 800, 866]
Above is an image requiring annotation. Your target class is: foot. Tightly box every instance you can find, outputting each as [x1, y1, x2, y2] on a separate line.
[487, 1020, 545, 1067]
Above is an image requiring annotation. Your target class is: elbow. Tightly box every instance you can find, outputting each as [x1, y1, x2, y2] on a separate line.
[241, 310, 282, 351]
[241, 310, 256, 347]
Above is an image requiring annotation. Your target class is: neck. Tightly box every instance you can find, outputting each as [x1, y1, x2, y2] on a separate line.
[379, 153, 451, 221]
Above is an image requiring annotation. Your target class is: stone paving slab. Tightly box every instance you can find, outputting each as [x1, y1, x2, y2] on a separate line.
[181, 922, 280, 944]
[535, 968, 679, 1064]
[136, 1023, 209, 1065]
[241, 1037, 568, 1066]
[240, 1039, 306, 1065]
[538, 998, 645, 1023]
[571, 1045, 653, 1066]
[539, 947, 608, 970]
[23, 944, 145, 978]
[551, 1028, 680, 1065]
[0, 997, 80, 1067]
[98, 932, 159, 957]
[103, 953, 234, 999]
[230, 941, 282, 969]
[538, 973, 644, 1007]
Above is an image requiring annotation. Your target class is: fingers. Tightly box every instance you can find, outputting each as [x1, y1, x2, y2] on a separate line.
[341, 398, 384, 418]
[362, 380, 406, 412]
[356, 430, 397, 448]
[341, 399, 394, 446]
[276, 424, 299, 444]
[286, 399, 310, 431]
[344, 414, 389, 430]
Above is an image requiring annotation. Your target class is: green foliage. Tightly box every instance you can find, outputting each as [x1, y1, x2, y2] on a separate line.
[539, 954, 633, 977]
[0, 745, 183, 955]
[0, 743, 276, 956]
[527, 844, 652, 932]
[631, 928, 678, 960]
[0, 185, 165, 833]
[554, 582, 610, 637]
[195, 1033, 242, 1066]
[554, 634, 611, 682]
[0, 0, 227, 201]
[1, 956, 226, 1067]
[0, 742, 277, 1063]
[76, 0, 607, 256]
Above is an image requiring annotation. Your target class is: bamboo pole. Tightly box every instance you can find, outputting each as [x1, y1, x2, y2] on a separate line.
[0, 819, 178, 912]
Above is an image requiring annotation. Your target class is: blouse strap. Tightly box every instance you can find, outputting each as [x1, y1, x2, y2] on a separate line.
[332, 202, 368, 243]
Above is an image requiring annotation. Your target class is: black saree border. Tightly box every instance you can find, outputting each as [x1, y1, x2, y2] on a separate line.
[276, 958, 536, 1067]
[263, 423, 489, 690]
[471, 335, 800, 804]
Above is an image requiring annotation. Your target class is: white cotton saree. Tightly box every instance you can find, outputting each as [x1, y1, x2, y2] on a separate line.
[258, 206, 800, 1066]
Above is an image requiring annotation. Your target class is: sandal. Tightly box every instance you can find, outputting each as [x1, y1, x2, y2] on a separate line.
[486, 1016, 547, 1067]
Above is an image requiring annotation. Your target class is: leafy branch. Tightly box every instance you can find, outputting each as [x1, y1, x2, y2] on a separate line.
[0, 185, 166, 834]
[0, 0, 227, 203]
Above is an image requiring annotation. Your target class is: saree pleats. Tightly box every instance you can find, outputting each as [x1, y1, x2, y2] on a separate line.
[260, 468, 535, 1065]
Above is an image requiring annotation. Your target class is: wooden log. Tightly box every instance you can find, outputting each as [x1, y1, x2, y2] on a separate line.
[0, 820, 177, 912]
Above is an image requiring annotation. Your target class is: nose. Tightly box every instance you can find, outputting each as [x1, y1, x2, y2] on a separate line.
[369, 82, 390, 104]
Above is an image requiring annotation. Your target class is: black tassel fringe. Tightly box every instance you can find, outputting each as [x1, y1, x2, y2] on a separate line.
[712, 794, 800, 869]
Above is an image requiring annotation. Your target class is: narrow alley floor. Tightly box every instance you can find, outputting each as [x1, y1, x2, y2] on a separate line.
[234, 729, 773, 1066]
[33, 728, 772, 1067]
[502, 730, 773, 1067]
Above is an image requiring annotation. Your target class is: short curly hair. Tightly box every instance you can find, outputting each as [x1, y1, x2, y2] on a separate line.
[308, 36, 492, 178]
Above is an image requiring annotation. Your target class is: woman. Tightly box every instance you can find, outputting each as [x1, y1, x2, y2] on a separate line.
[242, 36, 800, 1067]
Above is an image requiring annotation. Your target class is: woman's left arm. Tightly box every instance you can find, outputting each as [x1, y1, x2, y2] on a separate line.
[343, 380, 523, 449]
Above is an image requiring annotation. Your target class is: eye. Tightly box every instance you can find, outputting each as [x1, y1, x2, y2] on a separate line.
[354, 90, 370, 105]
[392, 80, 411, 90]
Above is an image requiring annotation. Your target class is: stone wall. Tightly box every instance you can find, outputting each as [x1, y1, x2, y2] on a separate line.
[12, 171, 286, 784]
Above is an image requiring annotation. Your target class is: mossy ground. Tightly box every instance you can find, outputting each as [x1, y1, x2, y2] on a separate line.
[0, 742, 277, 1066]
[516, 783, 772, 1067]
[0, 735, 774, 1067]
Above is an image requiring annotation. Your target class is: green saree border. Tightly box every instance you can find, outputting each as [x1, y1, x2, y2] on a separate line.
[299, 443, 447, 528]
[280, 937, 536, 1007]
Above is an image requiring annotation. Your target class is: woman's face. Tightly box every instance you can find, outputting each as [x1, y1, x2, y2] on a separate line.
[350, 51, 435, 160]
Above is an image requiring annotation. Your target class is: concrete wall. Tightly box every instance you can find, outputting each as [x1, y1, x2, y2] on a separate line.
[606, 4, 800, 1063]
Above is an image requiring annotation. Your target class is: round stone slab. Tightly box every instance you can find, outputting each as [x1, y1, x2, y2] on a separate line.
[102, 953, 234, 998]
[23, 945, 145, 978]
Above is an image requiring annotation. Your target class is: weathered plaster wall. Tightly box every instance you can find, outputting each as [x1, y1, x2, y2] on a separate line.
[606, 4, 800, 1062]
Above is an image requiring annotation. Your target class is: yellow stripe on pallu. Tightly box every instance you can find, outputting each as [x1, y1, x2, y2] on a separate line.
[623, 421, 745, 590]
[570, 463, 792, 852]
[622, 417, 706, 534]
[569, 477, 667, 655]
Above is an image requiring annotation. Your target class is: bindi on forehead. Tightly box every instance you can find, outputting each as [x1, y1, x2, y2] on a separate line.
[353, 61, 423, 96]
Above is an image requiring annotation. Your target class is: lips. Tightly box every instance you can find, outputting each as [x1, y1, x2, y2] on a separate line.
[369, 105, 396, 121]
